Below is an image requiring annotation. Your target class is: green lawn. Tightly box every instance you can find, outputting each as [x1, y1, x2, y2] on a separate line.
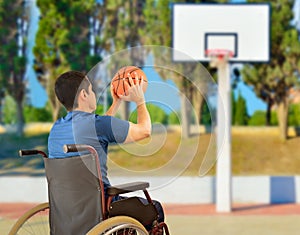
[0, 129, 300, 176]
[0, 133, 48, 176]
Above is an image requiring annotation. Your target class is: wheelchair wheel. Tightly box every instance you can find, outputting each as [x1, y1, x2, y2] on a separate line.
[8, 202, 50, 235]
[87, 216, 148, 235]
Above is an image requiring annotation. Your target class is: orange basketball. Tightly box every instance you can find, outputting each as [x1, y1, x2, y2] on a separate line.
[111, 66, 148, 97]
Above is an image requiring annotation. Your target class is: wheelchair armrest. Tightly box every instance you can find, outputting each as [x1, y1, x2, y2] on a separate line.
[107, 181, 149, 196]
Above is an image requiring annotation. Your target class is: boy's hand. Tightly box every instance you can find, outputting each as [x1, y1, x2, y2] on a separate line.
[119, 72, 145, 106]
[110, 83, 120, 103]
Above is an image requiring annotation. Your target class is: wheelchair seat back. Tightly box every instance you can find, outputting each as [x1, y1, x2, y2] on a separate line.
[44, 154, 103, 235]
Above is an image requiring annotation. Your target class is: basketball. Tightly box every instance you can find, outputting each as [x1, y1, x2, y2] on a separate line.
[111, 66, 148, 97]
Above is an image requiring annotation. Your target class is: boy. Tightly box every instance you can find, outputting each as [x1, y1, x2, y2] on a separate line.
[48, 70, 164, 230]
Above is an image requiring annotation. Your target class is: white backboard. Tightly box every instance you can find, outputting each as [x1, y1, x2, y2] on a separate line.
[172, 3, 271, 62]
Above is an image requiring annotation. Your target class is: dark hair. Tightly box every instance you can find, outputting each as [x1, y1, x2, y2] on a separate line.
[55, 71, 90, 111]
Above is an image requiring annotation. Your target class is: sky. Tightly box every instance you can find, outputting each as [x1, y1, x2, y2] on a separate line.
[25, 0, 300, 116]
[25, 0, 47, 107]
[233, 77, 266, 115]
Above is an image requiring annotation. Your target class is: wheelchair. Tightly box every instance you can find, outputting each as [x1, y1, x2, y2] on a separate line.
[8, 144, 170, 235]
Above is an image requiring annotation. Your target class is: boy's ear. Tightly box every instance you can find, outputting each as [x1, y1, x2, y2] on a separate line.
[82, 89, 87, 98]
[76, 89, 86, 105]
[79, 89, 87, 98]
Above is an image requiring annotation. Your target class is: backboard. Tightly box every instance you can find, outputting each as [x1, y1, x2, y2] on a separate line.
[172, 3, 271, 63]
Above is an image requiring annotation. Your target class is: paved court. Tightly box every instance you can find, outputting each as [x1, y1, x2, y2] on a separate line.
[1, 203, 300, 235]
[164, 203, 300, 235]
[166, 215, 300, 235]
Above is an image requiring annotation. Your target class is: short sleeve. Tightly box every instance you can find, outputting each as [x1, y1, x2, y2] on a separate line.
[95, 115, 129, 144]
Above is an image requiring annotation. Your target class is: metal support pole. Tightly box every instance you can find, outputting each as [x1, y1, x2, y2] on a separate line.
[212, 58, 232, 212]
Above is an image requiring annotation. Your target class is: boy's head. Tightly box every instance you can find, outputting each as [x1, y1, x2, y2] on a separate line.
[55, 71, 91, 111]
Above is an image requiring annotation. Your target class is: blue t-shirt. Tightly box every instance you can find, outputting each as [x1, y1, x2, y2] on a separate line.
[48, 111, 129, 186]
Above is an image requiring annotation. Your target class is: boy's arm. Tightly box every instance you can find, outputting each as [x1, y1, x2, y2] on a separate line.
[105, 83, 121, 116]
[124, 102, 151, 143]
[105, 99, 121, 116]
[119, 74, 151, 143]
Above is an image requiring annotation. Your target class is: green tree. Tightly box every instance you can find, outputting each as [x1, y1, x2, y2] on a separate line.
[242, 0, 300, 140]
[95, 104, 104, 115]
[234, 91, 248, 126]
[248, 110, 278, 126]
[0, 88, 4, 123]
[200, 100, 213, 126]
[23, 106, 52, 123]
[169, 111, 180, 125]
[0, 0, 28, 135]
[129, 103, 168, 124]
[248, 111, 266, 126]
[34, 0, 101, 121]
[271, 111, 278, 126]
[3, 94, 17, 124]
[231, 91, 236, 125]
[288, 103, 300, 126]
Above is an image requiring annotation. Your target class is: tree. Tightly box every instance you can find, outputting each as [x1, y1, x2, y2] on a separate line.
[0, 0, 28, 135]
[34, 0, 101, 121]
[288, 103, 300, 126]
[0, 88, 4, 123]
[99, 0, 147, 119]
[169, 111, 180, 125]
[140, 0, 217, 137]
[23, 105, 52, 123]
[201, 100, 213, 126]
[231, 91, 236, 125]
[233, 91, 248, 126]
[242, 0, 300, 140]
[129, 103, 168, 124]
[2, 94, 17, 124]
[248, 110, 278, 126]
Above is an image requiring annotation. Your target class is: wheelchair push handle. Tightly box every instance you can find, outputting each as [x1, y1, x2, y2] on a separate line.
[63, 144, 97, 155]
[19, 150, 48, 158]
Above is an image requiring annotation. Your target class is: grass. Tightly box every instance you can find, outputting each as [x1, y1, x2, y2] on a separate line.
[0, 133, 48, 175]
[109, 131, 300, 176]
[231, 133, 300, 175]
[0, 129, 300, 176]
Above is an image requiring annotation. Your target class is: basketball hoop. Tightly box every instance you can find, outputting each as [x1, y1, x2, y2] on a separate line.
[205, 49, 233, 68]
[205, 49, 234, 60]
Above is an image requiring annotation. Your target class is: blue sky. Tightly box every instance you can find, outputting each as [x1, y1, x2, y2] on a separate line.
[234, 78, 266, 115]
[25, 0, 47, 108]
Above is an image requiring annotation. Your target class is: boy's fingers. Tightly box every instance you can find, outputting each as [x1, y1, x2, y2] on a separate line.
[140, 76, 144, 86]
[127, 73, 134, 86]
